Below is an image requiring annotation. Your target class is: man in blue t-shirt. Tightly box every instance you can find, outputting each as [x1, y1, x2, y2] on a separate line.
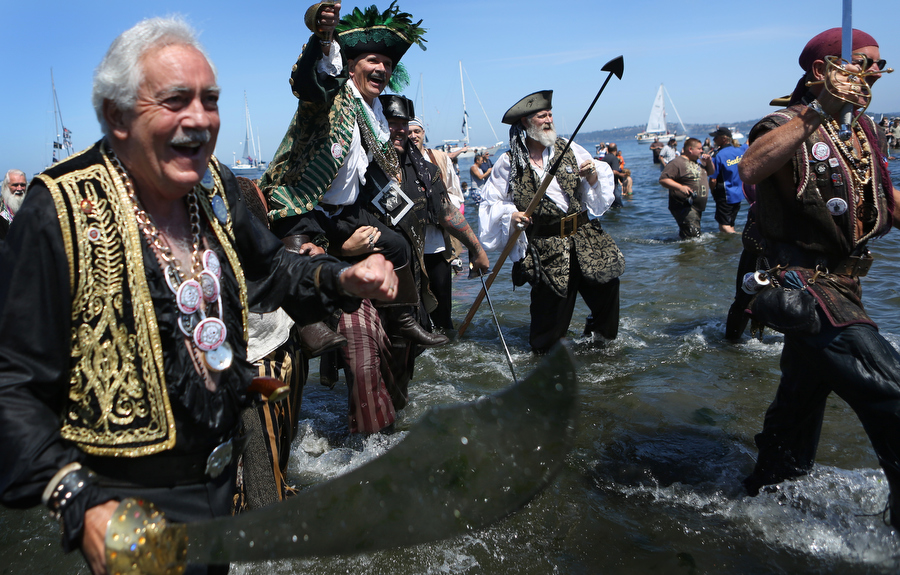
[708, 127, 748, 233]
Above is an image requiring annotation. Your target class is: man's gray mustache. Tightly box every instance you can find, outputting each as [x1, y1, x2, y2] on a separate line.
[170, 130, 211, 146]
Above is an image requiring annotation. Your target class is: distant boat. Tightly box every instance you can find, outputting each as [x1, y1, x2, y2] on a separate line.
[49, 68, 74, 165]
[232, 92, 266, 173]
[727, 127, 745, 142]
[440, 62, 504, 159]
[635, 84, 687, 145]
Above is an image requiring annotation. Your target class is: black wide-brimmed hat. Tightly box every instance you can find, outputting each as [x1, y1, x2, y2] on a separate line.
[379, 94, 415, 121]
[501, 90, 553, 125]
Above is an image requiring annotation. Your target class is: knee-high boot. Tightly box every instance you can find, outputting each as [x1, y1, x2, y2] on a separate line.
[384, 263, 449, 347]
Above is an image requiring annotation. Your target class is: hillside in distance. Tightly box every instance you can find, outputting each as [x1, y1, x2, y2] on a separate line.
[571, 111, 900, 145]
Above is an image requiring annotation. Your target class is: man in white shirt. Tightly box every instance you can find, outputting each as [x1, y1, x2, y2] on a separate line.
[478, 91, 624, 353]
[658, 137, 678, 167]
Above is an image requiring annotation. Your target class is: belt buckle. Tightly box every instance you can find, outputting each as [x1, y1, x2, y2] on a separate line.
[848, 254, 873, 277]
[560, 213, 579, 238]
[205, 439, 233, 479]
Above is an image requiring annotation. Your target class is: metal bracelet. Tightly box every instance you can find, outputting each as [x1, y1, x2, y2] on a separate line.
[42, 465, 96, 519]
[807, 99, 830, 121]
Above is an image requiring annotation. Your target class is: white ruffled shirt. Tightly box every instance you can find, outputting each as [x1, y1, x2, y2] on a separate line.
[316, 44, 392, 211]
[477, 141, 615, 262]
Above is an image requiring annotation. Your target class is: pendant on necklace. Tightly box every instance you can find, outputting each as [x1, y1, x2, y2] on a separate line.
[204, 342, 233, 373]
[176, 280, 203, 315]
[202, 249, 221, 278]
[178, 311, 202, 338]
[199, 270, 220, 303]
[194, 316, 227, 351]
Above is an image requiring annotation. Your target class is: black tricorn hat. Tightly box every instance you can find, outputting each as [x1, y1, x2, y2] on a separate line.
[336, 2, 427, 66]
[379, 94, 415, 121]
[502, 90, 553, 125]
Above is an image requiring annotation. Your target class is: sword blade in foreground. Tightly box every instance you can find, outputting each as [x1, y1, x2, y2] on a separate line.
[108, 343, 579, 571]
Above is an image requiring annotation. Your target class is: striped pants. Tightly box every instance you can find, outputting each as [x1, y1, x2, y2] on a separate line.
[337, 300, 397, 434]
[239, 328, 308, 510]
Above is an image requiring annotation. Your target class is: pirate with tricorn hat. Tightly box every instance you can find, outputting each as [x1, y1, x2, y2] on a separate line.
[259, 1, 450, 349]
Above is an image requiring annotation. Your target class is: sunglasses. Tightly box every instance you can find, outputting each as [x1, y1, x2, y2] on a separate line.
[850, 54, 887, 71]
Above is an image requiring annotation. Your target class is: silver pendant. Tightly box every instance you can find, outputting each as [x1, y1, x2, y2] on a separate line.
[202, 249, 221, 278]
[178, 311, 201, 338]
[204, 342, 234, 373]
[194, 317, 227, 351]
[199, 270, 220, 303]
[176, 279, 202, 315]
[211, 196, 228, 224]
[164, 265, 181, 294]
[205, 438, 233, 478]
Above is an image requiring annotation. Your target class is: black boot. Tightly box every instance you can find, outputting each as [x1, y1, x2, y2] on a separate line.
[392, 309, 449, 347]
[298, 321, 347, 357]
[382, 263, 449, 347]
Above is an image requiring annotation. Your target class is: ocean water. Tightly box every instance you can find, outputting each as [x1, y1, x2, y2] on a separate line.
[4, 139, 900, 574]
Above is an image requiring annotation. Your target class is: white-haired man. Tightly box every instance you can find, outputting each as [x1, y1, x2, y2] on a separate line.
[479, 91, 623, 353]
[0, 17, 395, 575]
[0, 169, 27, 239]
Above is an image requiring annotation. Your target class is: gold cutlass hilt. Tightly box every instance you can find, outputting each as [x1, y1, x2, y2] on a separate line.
[105, 498, 188, 575]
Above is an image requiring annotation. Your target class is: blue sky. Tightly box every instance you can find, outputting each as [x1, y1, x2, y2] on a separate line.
[4, 0, 899, 177]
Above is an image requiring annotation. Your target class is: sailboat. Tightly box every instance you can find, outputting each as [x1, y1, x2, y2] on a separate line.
[635, 84, 688, 145]
[440, 62, 504, 159]
[50, 69, 74, 165]
[231, 92, 265, 173]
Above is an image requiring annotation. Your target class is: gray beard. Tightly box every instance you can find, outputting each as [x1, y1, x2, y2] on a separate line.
[527, 123, 557, 148]
[1, 189, 24, 214]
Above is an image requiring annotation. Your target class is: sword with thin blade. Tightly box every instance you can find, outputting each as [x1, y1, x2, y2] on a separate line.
[474, 265, 518, 383]
[107, 343, 578, 571]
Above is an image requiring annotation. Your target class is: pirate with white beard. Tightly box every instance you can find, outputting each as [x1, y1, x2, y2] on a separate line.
[0, 169, 28, 239]
[478, 91, 624, 353]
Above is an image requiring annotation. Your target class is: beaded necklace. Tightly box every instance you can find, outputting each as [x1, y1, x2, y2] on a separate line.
[821, 117, 872, 187]
[355, 98, 401, 181]
[107, 143, 233, 376]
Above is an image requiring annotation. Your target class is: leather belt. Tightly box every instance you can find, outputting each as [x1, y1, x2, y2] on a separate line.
[86, 433, 248, 488]
[530, 211, 589, 238]
[767, 243, 873, 278]
[832, 253, 873, 277]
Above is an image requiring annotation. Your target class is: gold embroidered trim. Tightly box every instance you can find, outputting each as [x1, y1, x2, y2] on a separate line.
[45, 148, 176, 456]
[201, 158, 249, 341]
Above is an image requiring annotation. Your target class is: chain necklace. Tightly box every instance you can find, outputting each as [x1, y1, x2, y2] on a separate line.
[822, 117, 872, 187]
[355, 98, 401, 181]
[106, 142, 232, 375]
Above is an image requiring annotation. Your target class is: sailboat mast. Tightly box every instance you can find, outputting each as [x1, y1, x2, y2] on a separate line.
[459, 61, 469, 145]
[663, 85, 688, 136]
[50, 68, 73, 161]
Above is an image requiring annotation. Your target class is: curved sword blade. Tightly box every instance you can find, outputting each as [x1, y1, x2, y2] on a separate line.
[184, 342, 579, 564]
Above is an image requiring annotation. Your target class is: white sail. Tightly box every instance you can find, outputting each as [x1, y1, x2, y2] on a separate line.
[646, 85, 667, 134]
[635, 83, 687, 145]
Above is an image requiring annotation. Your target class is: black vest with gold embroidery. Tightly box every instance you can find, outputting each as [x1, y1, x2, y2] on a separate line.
[37, 141, 249, 457]
[512, 138, 582, 218]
